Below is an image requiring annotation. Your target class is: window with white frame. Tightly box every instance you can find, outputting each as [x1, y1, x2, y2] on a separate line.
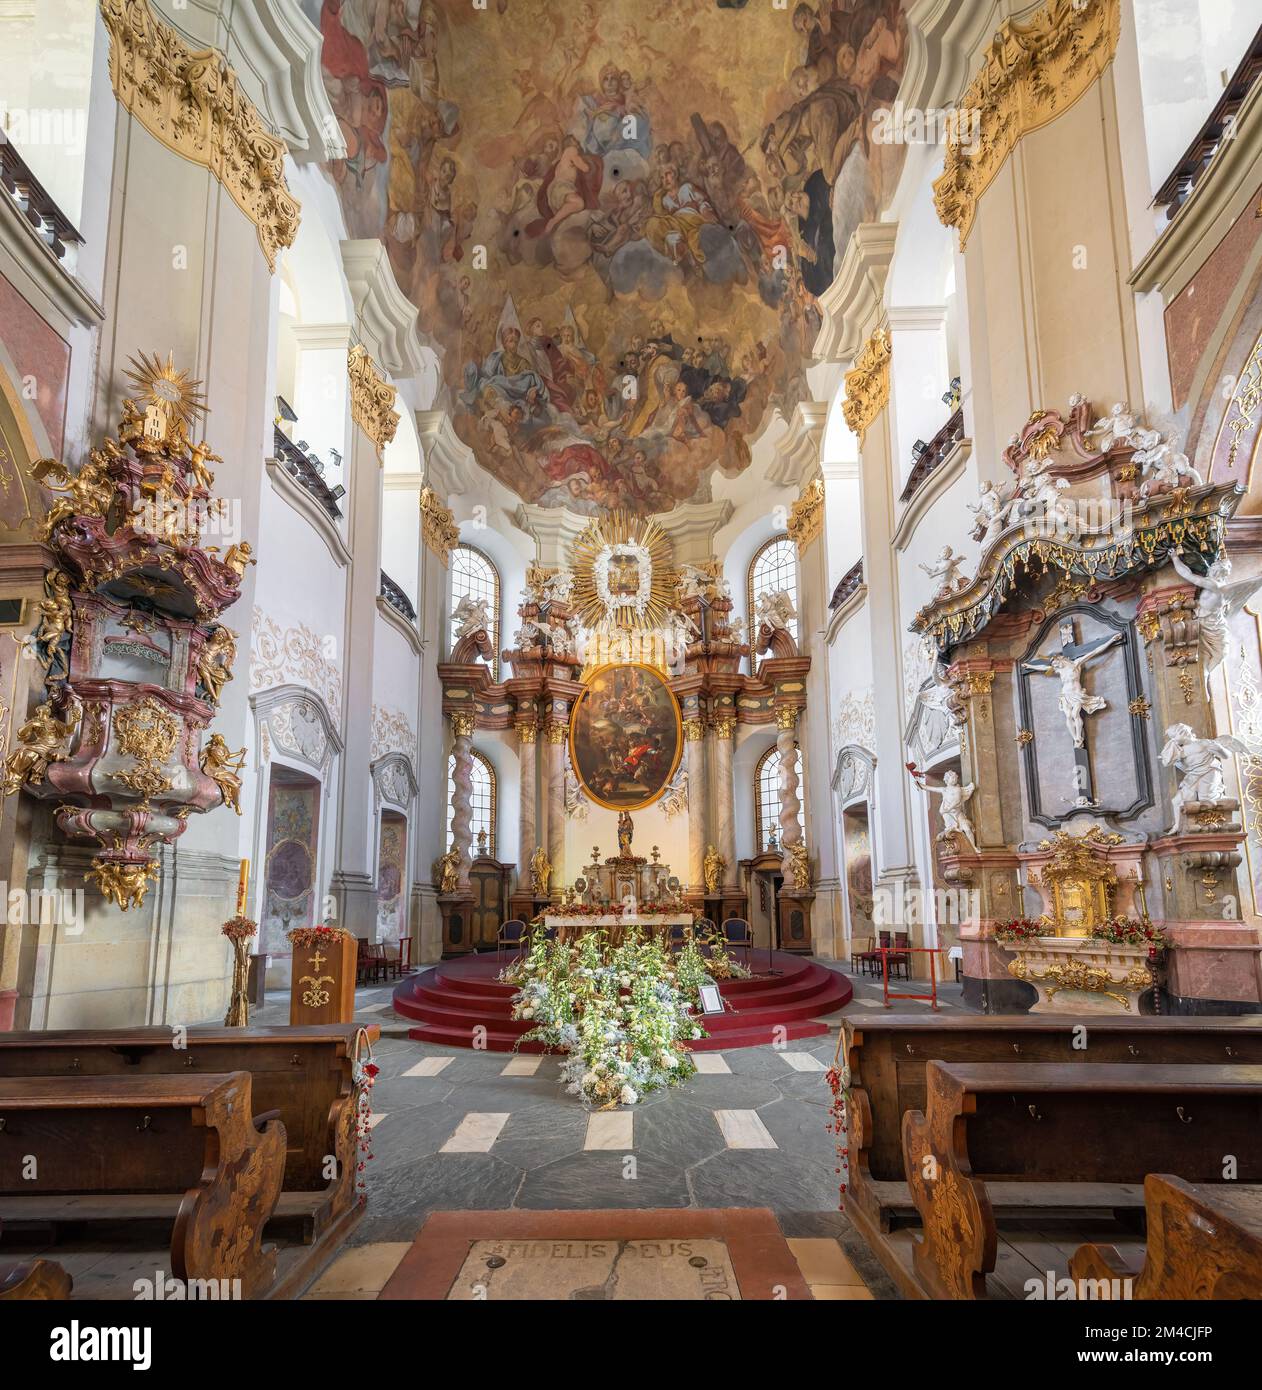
[754, 744, 804, 853]
[450, 543, 500, 680]
[445, 748, 496, 857]
[748, 535, 798, 670]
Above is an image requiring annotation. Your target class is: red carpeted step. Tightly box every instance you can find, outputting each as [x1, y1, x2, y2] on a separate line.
[391, 951, 851, 1050]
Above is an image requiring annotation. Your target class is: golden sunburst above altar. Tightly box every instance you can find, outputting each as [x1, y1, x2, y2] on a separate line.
[570, 511, 675, 633]
[123, 351, 208, 439]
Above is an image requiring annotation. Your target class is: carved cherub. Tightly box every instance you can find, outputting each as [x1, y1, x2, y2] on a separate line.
[200, 732, 246, 814]
[32, 456, 115, 538]
[541, 570, 575, 605]
[196, 625, 237, 704]
[187, 439, 221, 490]
[1088, 402, 1140, 453]
[452, 594, 491, 638]
[919, 545, 969, 599]
[755, 589, 797, 632]
[221, 541, 256, 580]
[1132, 429, 1203, 497]
[2, 699, 80, 796]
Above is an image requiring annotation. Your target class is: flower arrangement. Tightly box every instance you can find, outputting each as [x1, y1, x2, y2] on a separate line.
[221, 915, 257, 942]
[993, 917, 1045, 943]
[1090, 916, 1170, 949]
[825, 1059, 851, 1199]
[502, 926, 708, 1107]
[351, 1026, 380, 1197]
[287, 923, 349, 948]
[532, 901, 627, 924]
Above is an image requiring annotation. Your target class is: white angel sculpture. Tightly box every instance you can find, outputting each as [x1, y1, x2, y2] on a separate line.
[1132, 429, 1203, 497]
[542, 570, 575, 604]
[1088, 402, 1141, 453]
[1170, 546, 1262, 695]
[1160, 723, 1250, 829]
[755, 589, 797, 632]
[919, 545, 969, 600]
[452, 594, 491, 638]
[918, 769, 979, 853]
[675, 563, 713, 602]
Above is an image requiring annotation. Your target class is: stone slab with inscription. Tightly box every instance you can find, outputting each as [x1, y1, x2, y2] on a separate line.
[447, 1238, 740, 1300]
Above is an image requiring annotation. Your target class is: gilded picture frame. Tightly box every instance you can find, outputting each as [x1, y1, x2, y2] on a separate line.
[568, 662, 683, 813]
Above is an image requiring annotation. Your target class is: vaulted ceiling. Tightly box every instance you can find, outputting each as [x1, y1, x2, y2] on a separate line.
[308, 0, 907, 513]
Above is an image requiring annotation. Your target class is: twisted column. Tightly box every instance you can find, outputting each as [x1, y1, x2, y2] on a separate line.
[516, 719, 537, 885]
[710, 716, 738, 887]
[450, 711, 475, 888]
[544, 717, 568, 897]
[776, 706, 802, 872]
[684, 717, 708, 894]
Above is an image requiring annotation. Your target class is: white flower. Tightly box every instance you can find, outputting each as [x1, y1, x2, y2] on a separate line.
[620, 1085, 638, 1105]
[521, 1006, 534, 1018]
[661, 1051, 678, 1068]
[692, 1029, 702, 1039]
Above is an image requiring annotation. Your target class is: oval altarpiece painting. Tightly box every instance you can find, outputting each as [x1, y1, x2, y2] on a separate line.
[569, 663, 683, 812]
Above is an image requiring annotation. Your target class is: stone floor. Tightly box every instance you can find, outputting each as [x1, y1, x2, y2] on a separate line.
[251, 957, 972, 1299]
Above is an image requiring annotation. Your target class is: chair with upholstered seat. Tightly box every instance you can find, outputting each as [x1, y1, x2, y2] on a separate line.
[720, 917, 753, 969]
[497, 918, 526, 961]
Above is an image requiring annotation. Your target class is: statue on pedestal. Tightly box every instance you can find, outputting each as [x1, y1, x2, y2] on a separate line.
[433, 847, 460, 895]
[1171, 547, 1262, 695]
[530, 844, 552, 895]
[1160, 723, 1248, 831]
[910, 765, 979, 854]
[617, 810, 634, 858]
[703, 844, 726, 895]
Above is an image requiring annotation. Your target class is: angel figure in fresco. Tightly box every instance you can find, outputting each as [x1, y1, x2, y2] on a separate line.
[2, 699, 80, 797]
[526, 136, 603, 239]
[1171, 546, 1262, 695]
[200, 733, 246, 815]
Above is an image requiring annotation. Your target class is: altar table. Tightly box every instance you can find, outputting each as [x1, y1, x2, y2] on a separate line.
[542, 914, 693, 945]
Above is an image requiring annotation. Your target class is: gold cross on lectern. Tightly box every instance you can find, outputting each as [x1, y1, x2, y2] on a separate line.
[308, 949, 327, 971]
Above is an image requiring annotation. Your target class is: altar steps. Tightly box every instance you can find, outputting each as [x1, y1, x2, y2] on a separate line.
[390, 952, 852, 1052]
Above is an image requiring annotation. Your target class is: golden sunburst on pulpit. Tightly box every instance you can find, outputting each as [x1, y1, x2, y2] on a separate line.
[570, 511, 676, 633]
[123, 351, 209, 438]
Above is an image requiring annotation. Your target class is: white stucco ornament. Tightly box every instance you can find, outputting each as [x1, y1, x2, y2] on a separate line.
[593, 541, 653, 622]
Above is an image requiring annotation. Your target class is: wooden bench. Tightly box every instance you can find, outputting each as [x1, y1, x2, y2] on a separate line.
[1070, 1173, 1262, 1299]
[901, 1061, 1262, 1299]
[0, 1024, 377, 1251]
[0, 1072, 285, 1298]
[842, 1014, 1262, 1237]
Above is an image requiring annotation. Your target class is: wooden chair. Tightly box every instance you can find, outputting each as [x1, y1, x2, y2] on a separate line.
[497, 919, 526, 960]
[666, 923, 689, 951]
[888, 931, 912, 981]
[850, 934, 875, 975]
[721, 917, 753, 969]
[355, 939, 385, 985]
[390, 936, 413, 977]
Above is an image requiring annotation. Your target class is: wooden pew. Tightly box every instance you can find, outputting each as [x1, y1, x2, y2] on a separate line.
[842, 1014, 1262, 1237]
[901, 1061, 1262, 1299]
[0, 1072, 285, 1298]
[0, 1024, 377, 1250]
[0, 1261, 71, 1299]
[1071, 1173, 1262, 1299]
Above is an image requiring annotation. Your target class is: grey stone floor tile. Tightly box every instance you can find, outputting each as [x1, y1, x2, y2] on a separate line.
[632, 1099, 726, 1169]
[516, 1152, 690, 1209]
[686, 1149, 837, 1212]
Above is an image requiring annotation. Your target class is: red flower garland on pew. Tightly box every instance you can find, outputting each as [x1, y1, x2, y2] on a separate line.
[825, 1029, 851, 1199]
[352, 1026, 380, 1197]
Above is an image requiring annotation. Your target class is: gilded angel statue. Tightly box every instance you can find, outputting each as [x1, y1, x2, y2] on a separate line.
[2, 699, 80, 796]
[200, 732, 246, 814]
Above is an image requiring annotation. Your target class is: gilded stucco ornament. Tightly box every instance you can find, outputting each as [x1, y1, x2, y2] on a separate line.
[787, 478, 825, 550]
[841, 329, 892, 446]
[933, 0, 1122, 248]
[348, 345, 400, 455]
[420, 484, 459, 565]
[99, 0, 301, 271]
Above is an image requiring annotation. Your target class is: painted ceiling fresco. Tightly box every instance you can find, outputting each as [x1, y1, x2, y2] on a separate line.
[308, 0, 907, 512]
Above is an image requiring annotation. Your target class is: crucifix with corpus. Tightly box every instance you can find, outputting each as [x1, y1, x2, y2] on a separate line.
[1022, 619, 1123, 807]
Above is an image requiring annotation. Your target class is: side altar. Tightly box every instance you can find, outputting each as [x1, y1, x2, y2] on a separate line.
[907, 395, 1262, 1016]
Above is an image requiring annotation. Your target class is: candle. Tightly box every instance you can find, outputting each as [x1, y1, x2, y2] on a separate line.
[236, 858, 249, 917]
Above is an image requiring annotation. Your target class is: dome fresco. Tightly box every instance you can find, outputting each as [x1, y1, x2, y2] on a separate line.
[307, 0, 907, 512]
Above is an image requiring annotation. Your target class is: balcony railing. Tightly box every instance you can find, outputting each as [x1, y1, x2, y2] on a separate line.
[829, 558, 864, 612]
[379, 570, 416, 623]
[899, 407, 965, 506]
[0, 134, 83, 265]
[1154, 23, 1262, 217]
[273, 426, 343, 519]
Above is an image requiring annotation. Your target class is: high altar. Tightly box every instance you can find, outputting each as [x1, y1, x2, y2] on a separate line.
[908, 395, 1262, 1015]
[433, 509, 818, 956]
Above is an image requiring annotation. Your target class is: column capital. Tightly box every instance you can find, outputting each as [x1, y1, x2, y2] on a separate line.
[684, 718, 706, 742]
[516, 720, 538, 744]
[709, 716, 737, 740]
[544, 720, 568, 745]
[775, 706, 800, 732]
[450, 711, 475, 738]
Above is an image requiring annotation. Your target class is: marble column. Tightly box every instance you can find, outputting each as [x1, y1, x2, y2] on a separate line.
[450, 711, 475, 888]
[776, 708, 802, 861]
[516, 719, 538, 880]
[684, 718, 708, 893]
[544, 718, 567, 897]
[710, 717, 738, 886]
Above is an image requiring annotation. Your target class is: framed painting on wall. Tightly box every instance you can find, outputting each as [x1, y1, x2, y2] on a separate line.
[568, 662, 682, 812]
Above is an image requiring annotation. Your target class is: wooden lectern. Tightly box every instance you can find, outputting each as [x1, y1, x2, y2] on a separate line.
[288, 929, 357, 1025]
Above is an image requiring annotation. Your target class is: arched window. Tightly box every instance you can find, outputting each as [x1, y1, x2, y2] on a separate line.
[748, 535, 798, 670]
[450, 543, 500, 680]
[754, 744, 804, 853]
[446, 749, 497, 857]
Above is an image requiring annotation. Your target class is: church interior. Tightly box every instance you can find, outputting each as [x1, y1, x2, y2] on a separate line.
[0, 0, 1261, 1333]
